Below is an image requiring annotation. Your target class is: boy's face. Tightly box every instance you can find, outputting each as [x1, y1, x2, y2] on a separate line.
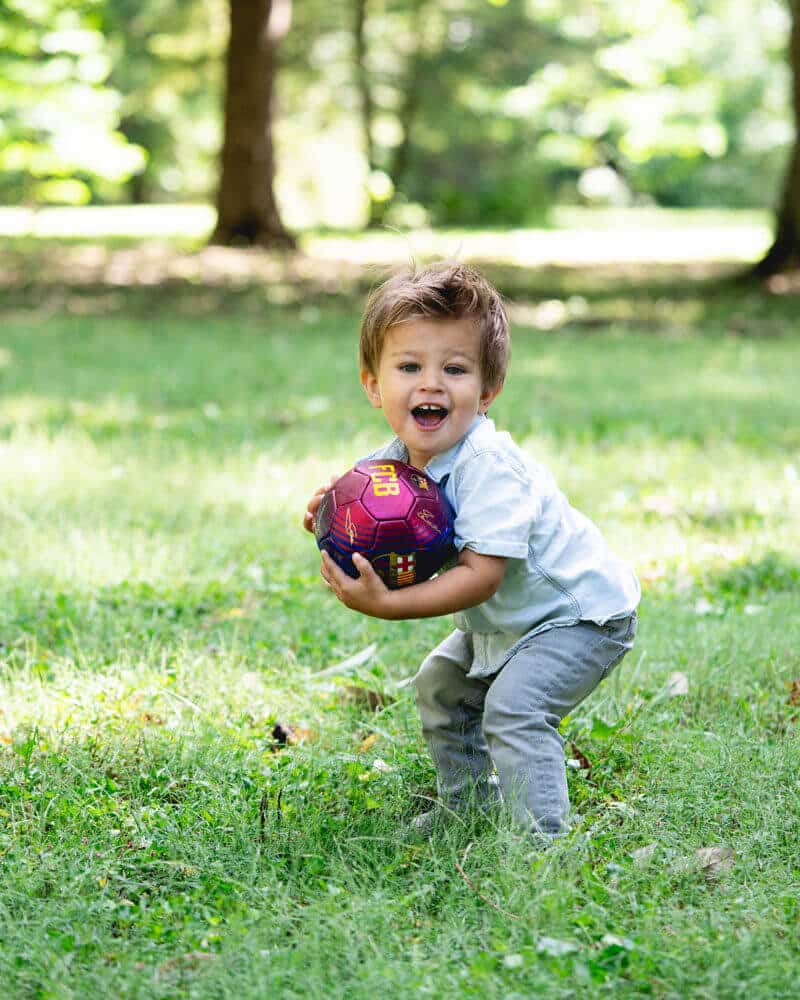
[360, 317, 501, 470]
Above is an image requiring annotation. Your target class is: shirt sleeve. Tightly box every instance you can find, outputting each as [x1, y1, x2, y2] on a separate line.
[356, 438, 407, 465]
[453, 451, 540, 559]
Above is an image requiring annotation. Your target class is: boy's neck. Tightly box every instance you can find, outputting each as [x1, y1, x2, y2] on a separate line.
[407, 448, 433, 471]
[402, 414, 486, 471]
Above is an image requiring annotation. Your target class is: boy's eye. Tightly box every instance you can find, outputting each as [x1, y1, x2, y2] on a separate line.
[399, 363, 419, 373]
[444, 365, 465, 375]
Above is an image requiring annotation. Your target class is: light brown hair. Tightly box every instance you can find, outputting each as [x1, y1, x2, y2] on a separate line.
[359, 262, 509, 389]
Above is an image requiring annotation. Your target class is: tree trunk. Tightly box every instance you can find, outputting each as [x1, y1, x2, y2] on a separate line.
[354, 0, 375, 173]
[211, 0, 295, 249]
[751, 0, 800, 277]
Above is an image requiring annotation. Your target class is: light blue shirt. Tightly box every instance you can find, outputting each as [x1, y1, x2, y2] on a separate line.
[364, 415, 641, 677]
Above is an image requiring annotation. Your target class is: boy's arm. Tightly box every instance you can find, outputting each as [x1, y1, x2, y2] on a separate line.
[320, 547, 506, 620]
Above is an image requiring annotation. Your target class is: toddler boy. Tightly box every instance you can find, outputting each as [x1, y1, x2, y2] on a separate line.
[304, 263, 640, 836]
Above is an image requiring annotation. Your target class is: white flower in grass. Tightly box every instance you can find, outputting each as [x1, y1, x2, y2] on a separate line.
[631, 843, 657, 866]
[601, 934, 635, 951]
[536, 937, 580, 957]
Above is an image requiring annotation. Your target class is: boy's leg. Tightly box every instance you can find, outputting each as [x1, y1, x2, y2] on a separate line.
[482, 615, 637, 835]
[413, 629, 497, 811]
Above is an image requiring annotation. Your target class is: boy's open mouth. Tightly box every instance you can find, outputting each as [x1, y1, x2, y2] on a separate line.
[412, 404, 448, 429]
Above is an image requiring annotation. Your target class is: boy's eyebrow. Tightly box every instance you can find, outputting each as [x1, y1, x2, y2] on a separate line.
[386, 348, 478, 361]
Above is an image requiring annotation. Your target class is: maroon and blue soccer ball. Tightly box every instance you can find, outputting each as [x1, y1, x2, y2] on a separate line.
[315, 460, 455, 589]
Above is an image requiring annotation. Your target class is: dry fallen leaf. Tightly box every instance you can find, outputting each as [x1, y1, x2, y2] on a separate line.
[568, 741, 592, 778]
[667, 671, 689, 696]
[271, 723, 313, 748]
[787, 680, 800, 707]
[359, 732, 378, 752]
[694, 846, 734, 877]
[157, 952, 216, 976]
[339, 685, 391, 712]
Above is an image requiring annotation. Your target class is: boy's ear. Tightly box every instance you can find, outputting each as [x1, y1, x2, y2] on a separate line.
[479, 381, 502, 414]
[360, 369, 382, 408]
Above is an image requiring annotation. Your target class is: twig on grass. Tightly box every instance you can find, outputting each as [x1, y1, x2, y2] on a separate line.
[311, 643, 377, 680]
[454, 842, 519, 920]
[161, 687, 203, 714]
[259, 791, 267, 847]
[259, 786, 282, 849]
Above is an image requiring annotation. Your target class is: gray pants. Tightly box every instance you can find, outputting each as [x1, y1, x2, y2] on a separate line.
[413, 615, 637, 834]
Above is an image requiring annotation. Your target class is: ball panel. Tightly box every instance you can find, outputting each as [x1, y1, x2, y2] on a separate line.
[356, 461, 415, 520]
[409, 497, 454, 548]
[334, 468, 371, 506]
[328, 501, 377, 552]
[400, 467, 437, 498]
[315, 491, 334, 542]
[373, 518, 416, 549]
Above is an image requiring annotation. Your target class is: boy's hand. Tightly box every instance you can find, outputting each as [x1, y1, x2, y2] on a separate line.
[320, 551, 391, 618]
[303, 475, 340, 535]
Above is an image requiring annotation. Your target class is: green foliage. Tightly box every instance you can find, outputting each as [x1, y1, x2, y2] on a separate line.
[0, 0, 141, 204]
[0, 0, 223, 206]
[0, 0, 793, 220]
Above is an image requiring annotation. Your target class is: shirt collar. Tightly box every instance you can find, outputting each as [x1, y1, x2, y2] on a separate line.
[424, 414, 486, 482]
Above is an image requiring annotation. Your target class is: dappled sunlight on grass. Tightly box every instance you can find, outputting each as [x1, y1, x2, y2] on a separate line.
[0, 646, 322, 748]
[2, 270, 800, 995]
[0, 208, 778, 312]
[305, 220, 772, 267]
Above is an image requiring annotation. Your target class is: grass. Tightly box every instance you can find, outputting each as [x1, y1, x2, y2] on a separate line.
[1, 229, 800, 997]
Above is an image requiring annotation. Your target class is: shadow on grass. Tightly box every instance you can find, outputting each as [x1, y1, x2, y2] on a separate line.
[1, 237, 797, 327]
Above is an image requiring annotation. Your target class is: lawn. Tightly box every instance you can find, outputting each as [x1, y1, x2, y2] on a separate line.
[1, 229, 799, 997]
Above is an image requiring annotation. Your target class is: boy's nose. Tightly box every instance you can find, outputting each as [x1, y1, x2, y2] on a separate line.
[419, 368, 444, 391]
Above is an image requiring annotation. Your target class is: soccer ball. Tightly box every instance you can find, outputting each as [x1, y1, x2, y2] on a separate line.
[315, 460, 455, 589]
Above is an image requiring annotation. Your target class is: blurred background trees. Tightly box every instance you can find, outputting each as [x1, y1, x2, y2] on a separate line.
[0, 0, 797, 265]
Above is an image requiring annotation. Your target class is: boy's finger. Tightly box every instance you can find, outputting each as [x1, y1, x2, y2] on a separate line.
[320, 555, 334, 587]
[321, 550, 345, 585]
[352, 553, 377, 580]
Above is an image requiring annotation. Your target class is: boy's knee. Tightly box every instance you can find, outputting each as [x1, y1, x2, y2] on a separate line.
[482, 692, 560, 746]
[414, 654, 461, 713]
[413, 660, 440, 714]
[413, 631, 472, 708]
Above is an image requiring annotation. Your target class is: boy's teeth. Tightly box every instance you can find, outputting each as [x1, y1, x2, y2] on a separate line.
[413, 404, 447, 426]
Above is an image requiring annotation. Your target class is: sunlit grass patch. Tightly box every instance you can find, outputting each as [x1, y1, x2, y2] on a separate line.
[1, 270, 800, 996]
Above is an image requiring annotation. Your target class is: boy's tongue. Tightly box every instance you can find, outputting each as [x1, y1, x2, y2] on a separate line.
[414, 406, 446, 428]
